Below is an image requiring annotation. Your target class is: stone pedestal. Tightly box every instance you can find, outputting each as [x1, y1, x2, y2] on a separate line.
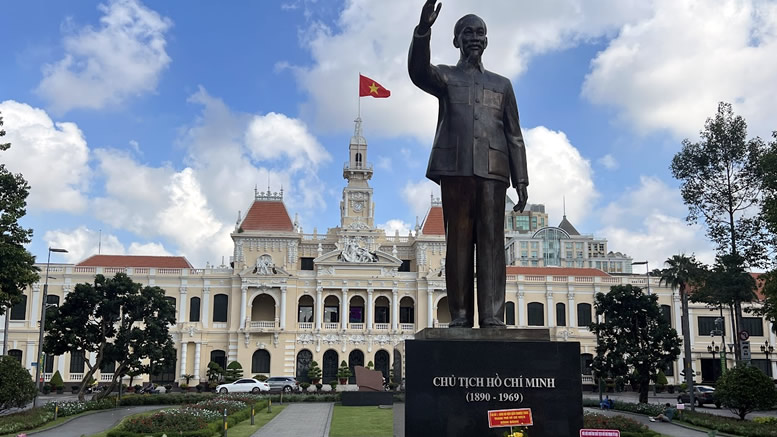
[405, 328, 583, 437]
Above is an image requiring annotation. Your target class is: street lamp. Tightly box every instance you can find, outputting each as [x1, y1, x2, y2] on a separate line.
[631, 261, 650, 294]
[762, 341, 774, 377]
[33, 247, 67, 407]
[707, 341, 720, 381]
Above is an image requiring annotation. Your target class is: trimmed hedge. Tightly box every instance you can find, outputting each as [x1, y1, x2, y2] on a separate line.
[116, 393, 216, 406]
[584, 412, 660, 437]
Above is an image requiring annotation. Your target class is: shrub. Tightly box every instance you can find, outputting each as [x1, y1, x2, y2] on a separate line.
[44, 399, 115, 416]
[180, 383, 189, 390]
[337, 360, 351, 383]
[190, 398, 248, 415]
[584, 412, 659, 436]
[225, 361, 243, 383]
[49, 371, 65, 390]
[0, 356, 38, 412]
[122, 409, 212, 433]
[206, 361, 224, 382]
[300, 382, 311, 391]
[181, 373, 195, 385]
[253, 374, 268, 381]
[307, 361, 322, 382]
[715, 365, 777, 420]
[329, 381, 338, 390]
[0, 408, 55, 435]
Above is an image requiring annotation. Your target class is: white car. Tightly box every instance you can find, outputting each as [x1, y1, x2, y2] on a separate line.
[216, 378, 271, 394]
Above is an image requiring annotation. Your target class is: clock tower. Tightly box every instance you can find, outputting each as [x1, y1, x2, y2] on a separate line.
[341, 117, 374, 230]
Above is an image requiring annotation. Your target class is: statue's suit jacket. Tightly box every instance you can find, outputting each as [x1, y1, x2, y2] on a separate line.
[408, 27, 529, 188]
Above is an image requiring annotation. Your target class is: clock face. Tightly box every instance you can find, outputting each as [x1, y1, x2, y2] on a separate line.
[352, 200, 364, 212]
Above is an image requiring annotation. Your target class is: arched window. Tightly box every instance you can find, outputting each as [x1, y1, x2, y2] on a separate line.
[296, 349, 313, 382]
[436, 296, 450, 324]
[46, 295, 60, 307]
[577, 303, 592, 327]
[10, 295, 27, 320]
[580, 353, 594, 375]
[660, 305, 672, 327]
[505, 302, 516, 326]
[298, 295, 314, 323]
[165, 296, 176, 311]
[322, 350, 338, 383]
[251, 294, 276, 321]
[210, 350, 227, 370]
[399, 297, 415, 324]
[324, 295, 340, 323]
[213, 294, 228, 323]
[190, 297, 201, 322]
[527, 302, 544, 326]
[44, 353, 55, 373]
[100, 360, 116, 374]
[70, 350, 85, 373]
[252, 350, 270, 373]
[8, 349, 22, 363]
[349, 296, 365, 323]
[556, 302, 566, 326]
[374, 296, 390, 324]
[348, 350, 364, 384]
[375, 350, 390, 380]
[151, 353, 176, 384]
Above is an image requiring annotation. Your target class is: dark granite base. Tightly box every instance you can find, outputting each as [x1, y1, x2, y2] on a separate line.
[341, 391, 393, 406]
[415, 327, 550, 341]
[405, 334, 582, 437]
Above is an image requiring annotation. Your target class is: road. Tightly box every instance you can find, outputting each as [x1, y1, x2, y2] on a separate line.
[583, 392, 777, 419]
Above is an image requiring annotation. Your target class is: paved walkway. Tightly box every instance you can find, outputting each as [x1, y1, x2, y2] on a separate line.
[31, 405, 165, 437]
[584, 407, 725, 437]
[250, 402, 333, 437]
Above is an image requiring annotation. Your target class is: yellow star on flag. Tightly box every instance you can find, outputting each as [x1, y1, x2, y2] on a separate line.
[369, 82, 379, 94]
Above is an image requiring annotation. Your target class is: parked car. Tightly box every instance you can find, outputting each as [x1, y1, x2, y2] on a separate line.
[677, 385, 720, 408]
[266, 376, 299, 392]
[216, 378, 270, 394]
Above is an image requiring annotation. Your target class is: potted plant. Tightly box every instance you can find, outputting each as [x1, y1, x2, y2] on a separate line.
[181, 373, 195, 386]
[180, 383, 189, 391]
[42, 383, 52, 394]
[50, 371, 65, 394]
[196, 383, 204, 393]
[307, 361, 322, 385]
[133, 384, 142, 393]
[337, 361, 351, 385]
[367, 361, 374, 370]
[300, 382, 311, 392]
[329, 381, 338, 391]
[71, 385, 80, 394]
[315, 383, 323, 391]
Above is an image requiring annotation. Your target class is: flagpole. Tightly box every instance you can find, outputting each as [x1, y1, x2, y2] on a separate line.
[357, 72, 361, 119]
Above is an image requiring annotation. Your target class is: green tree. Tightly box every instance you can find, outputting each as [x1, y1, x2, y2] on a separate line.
[337, 360, 351, 383]
[307, 360, 322, 383]
[715, 365, 777, 420]
[659, 253, 704, 410]
[225, 361, 243, 382]
[43, 273, 176, 400]
[757, 133, 777, 333]
[590, 284, 681, 404]
[207, 361, 224, 382]
[0, 112, 39, 318]
[754, 270, 777, 333]
[0, 355, 37, 412]
[670, 101, 770, 358]
[49, 370, 64, 391]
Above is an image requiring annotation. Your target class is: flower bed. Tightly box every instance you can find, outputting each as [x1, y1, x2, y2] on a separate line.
[44, 398, 115, 416]
[189, 398, 249, 415]
[584, 412, 660, 437]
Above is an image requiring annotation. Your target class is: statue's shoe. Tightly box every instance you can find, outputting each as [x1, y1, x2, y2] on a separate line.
[479, 318, 507, 328]
[448, 318, 473, 328]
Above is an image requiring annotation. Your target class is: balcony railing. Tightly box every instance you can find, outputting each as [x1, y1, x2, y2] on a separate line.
[323, 323, 339, 330]
[70, 373, 84, 381]
[213, 322, 227, 329]
[349, 323, 364, 330]
[100, 373, 114, 382]
[43, 373, 52, 381]
[437, 323, 449, 328]
[581, 375, 594, 384]
[298, 322, 313, 330]
[400, 323, 415, 331]
[249, 320, 276, 329]
[374, 323, 390, 330]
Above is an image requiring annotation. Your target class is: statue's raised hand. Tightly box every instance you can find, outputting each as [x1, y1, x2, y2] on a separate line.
[418, 0, 442, 34]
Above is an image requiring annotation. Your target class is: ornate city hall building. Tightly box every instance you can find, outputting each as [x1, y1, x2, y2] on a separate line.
[3, 121, 775, 387]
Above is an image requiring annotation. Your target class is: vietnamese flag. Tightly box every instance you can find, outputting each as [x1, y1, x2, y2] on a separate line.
[359, 74, 391, 98]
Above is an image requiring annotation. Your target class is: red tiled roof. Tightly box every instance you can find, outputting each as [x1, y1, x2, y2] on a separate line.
[240, 200, 293, 232]
[506, 266, 611, 277]
[77, 255, 192, 268]
[421, 206, 445, 236]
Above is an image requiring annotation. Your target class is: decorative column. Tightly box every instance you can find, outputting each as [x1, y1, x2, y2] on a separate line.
[367, 288, 374, 331]
[25, 342, 36, 374]
[391, 288, 399, 331]
[30, 283, 40, 329]
[202, 287, 210, 328]
[180, 342, 188, 378]
[57, 352, 65, 374]
[341, 288, 348, 331]
[567, 290, 576, 327]
[179, 286, 188, 323]
[240, 285, 248, 329]
[517, 288, 526, 326]
[426, 289, 434, 328]
[545, 286, 554, 328]
[769, 322, 777, 377]
[315, 286, 323, 331]
[280, 286, 287, 330]
[194, 342, 202, 382]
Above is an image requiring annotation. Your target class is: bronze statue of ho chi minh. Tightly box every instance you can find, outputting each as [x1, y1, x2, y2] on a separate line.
[408, 0, 529, 329]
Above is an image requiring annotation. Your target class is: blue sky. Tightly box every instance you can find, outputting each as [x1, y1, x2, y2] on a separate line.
[2, 0, 776, 268]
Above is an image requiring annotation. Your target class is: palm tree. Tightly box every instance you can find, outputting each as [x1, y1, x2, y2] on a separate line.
[659, 254, 704, 411]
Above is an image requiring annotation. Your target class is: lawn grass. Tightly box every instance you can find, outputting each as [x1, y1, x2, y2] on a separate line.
[328, 405, 393, 437]
[223, 405, 286, 437]
[87, 408, 170, 437]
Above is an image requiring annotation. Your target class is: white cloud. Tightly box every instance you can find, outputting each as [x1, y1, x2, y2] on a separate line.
[598, 153, 618, 170]
[289, 0, 650, 140]
[0, 100, 90, 212]
[597, 176, 715, 268]
[376, 156, 392, 171]
[520, 126, 597, 224]
[378, 219, 412, 237]
[37, 0, 172, 113]
[402, 179, 440, 219]
[245, 112, 330, 171]
[583, 0, 777, 139]
[42, 226, 170, 263]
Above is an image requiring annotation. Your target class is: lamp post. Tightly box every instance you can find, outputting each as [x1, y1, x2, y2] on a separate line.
[631, 261, 650, 294]
[33, 247, 67, 407]
[707, 341, 720, 381]
[762, 341, 774, 377]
